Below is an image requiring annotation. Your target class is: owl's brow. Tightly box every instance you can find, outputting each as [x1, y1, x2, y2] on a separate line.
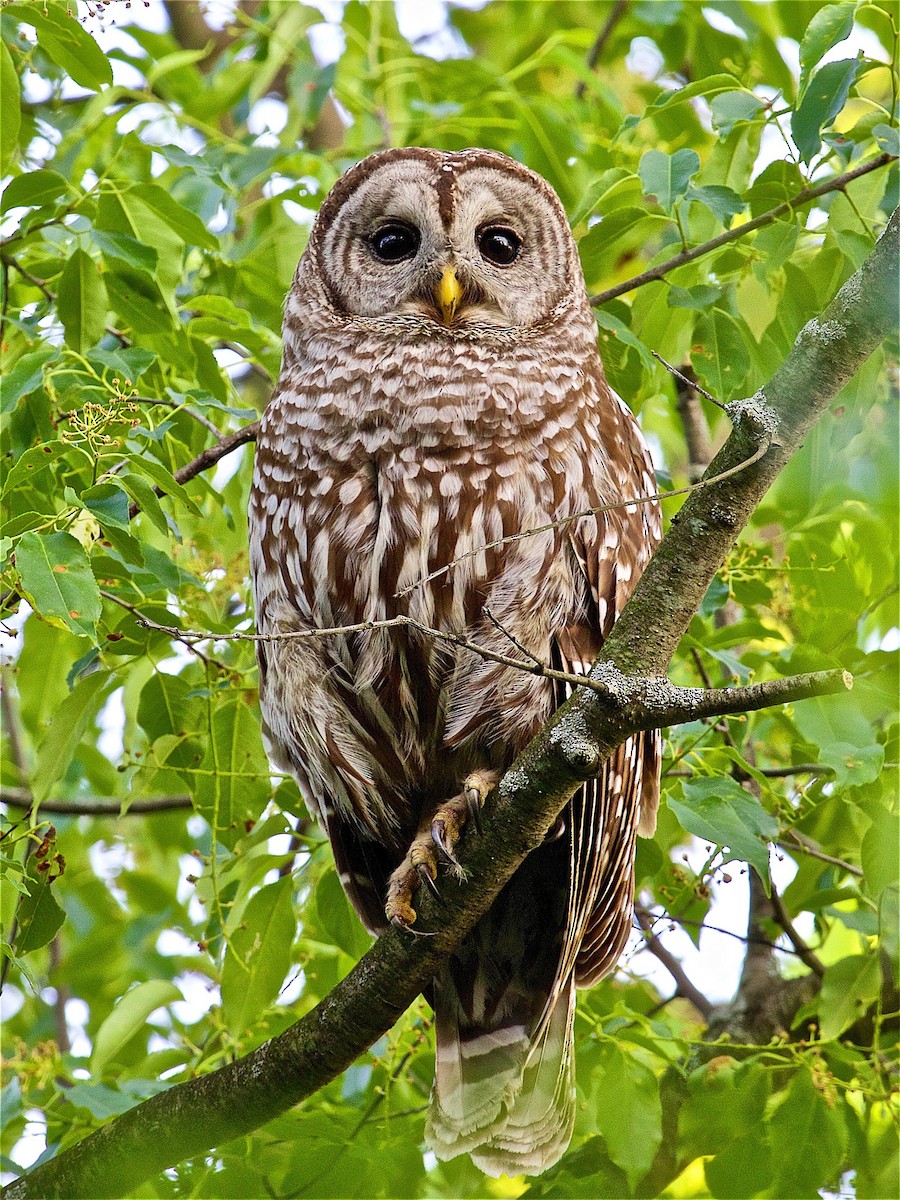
[394, 439, 771, 598]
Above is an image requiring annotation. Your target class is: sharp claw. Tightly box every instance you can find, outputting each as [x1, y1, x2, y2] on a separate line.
[390, 915, 437, 938]
[465, 786, 484, 835]
[545, 814, 566, 842]
[417, 862, 441, 901]
[431, 819, 460, 868]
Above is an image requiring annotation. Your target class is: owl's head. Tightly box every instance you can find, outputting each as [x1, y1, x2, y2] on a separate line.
[299, 148, 585, 335]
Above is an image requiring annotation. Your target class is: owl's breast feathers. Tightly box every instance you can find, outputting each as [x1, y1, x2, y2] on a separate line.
[249, 315, 658, 840]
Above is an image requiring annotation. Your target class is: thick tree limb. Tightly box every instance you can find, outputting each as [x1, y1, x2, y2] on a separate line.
[588, 153, 895, 307]
[7, 212, 896, 1200]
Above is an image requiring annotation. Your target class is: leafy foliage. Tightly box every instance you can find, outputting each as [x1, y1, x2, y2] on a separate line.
[1, 2, 897, 1197]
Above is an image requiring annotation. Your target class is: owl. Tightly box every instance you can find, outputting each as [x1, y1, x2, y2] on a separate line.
[248, 148, 661, 1177]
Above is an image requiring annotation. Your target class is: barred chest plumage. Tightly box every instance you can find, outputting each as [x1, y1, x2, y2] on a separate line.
[249, 314, 615, 840]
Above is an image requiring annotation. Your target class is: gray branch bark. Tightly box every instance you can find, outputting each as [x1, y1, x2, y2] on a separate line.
[6, 211, 897, 1200]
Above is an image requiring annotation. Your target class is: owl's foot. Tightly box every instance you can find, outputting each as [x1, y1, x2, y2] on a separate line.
[386, 834, 441, 933]
[431, 769, 499, 873]
[385, 770, 499, 931]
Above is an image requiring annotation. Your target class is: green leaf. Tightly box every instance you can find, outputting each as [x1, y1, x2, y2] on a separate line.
[65, 1082, 155, 1120]
[861, 807, 899, 898]
[791, 694, 883, 786]
[90, 229, 159, 274]
[769, 1071, 847, 1198]
[57, 249, 108, 354]
[873, 122, 900, 156]
[578, 208, 667, 275]
[221, 876, 296, 1036]
[73, 482, 132, 531]
[643, 73, 744, 116]
[691, 309, 750, 402]
[638, 148, 700, 212]
[8, 1, 113, 90]
[710, 91, 764, 138]
[129, 457, 202, 516]
[1, 41, 21, 175]
[15, 529, 102, 640]
[130, 183, 219, 249]
[819, 954, 881, 1039]
[118, 472, 169, 537]
[31, 669, 109, 804]
[0, 347, 55, 414]
[315, 868, 372, 960]
[592, 1045, 662, 1184]
[669, 777, 778, 889]
[798, 3, 858, 97]
[705, 1134, 773, 1199]
[791, 56, 863, 164]
[667, 284, 723, 310]
[1, 169, 70, 213]
[594, 310, 654, 368]
[193, 700, 271, 847]
[104, 269, 175, 336]
[687, 184, 746, 226]
[12, 860, 65, 955]
[91, 981, 182, 1076]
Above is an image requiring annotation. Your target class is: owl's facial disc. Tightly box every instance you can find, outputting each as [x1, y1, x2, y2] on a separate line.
[314, 151, 579, 332]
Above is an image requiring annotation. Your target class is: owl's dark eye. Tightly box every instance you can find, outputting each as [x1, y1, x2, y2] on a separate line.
[370, 222, 420, 263]
[477, 226, 521, 266]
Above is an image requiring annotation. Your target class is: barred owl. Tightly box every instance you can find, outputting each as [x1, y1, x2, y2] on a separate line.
[249, 148, 661, 1177]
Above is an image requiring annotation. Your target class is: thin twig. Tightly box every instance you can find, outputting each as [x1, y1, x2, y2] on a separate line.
[575, 0, 629, 99]
[481, 605, 542, 665]
[779, 830, 863, 877]
[397, 439, 770, 596]
[769, 884, 825, 977]
[653, 351, 727, 411]
[589, 152, 895, 306]
[0, 786, 192, 815]
[130, 606, 851, 726]
[666, 762, 835, 779]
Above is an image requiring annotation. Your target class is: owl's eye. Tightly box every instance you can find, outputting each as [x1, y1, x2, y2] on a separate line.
[370, 222, 420, 263]
[478, 226, 521, 266]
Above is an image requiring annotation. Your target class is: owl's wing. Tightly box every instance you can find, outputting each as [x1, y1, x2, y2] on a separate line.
[550, 392, 662, 991]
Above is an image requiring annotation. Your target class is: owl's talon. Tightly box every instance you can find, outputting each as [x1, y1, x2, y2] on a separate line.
[432, 818, 461, 868]
[465, 786, 484, 835]
[417, 861, 442, 900]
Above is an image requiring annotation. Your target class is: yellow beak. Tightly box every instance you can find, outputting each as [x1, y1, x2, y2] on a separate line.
[435, 266, 462, 325]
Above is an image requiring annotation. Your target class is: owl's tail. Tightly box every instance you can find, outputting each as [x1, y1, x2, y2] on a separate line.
[425, 969, 576, 1178]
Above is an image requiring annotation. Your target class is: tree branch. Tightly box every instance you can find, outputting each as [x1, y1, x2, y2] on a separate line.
[126, 422, 258, 519]
[8, 210, 897, 1200]
[0, 787, 192, 815]
[575, 0, 629, 99]
[131, 608, 852, 722]
[769, 884, 825, 977]
[635, 907, 714, 1018]
[588, 153, 896, 307]
[779, 829, 863, 877]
